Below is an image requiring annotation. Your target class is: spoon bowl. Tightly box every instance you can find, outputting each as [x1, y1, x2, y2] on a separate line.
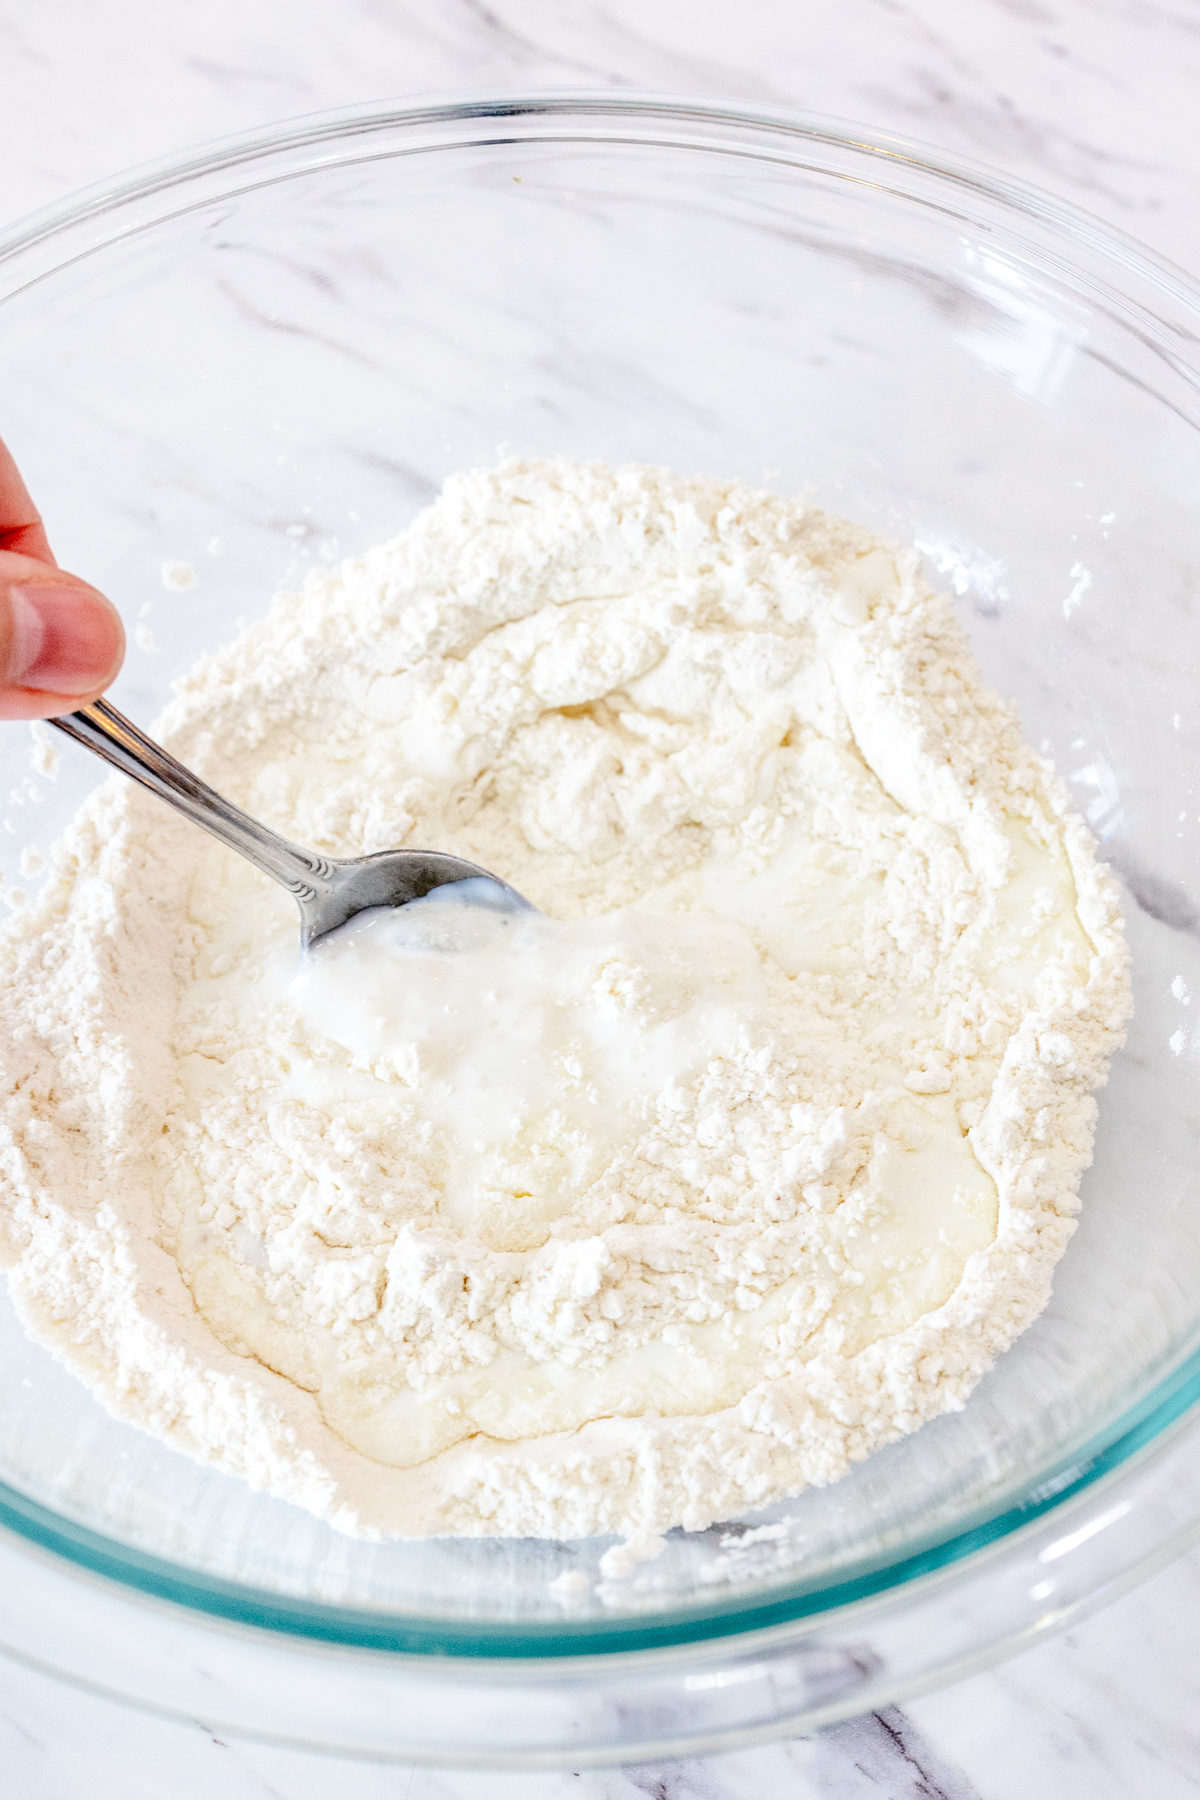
[50, 697, 530, 944]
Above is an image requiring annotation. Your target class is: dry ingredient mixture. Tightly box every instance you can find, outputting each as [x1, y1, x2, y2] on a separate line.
[0, 461, 1131, 1540]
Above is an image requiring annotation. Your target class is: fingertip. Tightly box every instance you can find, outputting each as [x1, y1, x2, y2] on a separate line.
[0, 573, 125, 719]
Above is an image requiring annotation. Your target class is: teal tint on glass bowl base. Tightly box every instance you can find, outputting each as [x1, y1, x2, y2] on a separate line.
[0, 95, 1199, 1765]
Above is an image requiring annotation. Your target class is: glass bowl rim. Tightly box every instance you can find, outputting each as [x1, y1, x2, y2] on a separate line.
[3, 87, 1200, 324]
[2, 89, 1199, 1660]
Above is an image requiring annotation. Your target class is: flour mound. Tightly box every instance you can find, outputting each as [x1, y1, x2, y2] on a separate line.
[0, 461, 1130, 1540]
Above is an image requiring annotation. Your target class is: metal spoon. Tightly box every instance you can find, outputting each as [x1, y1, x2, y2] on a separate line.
[51, 698, 530, 946]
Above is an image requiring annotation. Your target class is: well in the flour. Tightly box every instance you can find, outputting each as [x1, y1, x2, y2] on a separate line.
[0, 458, 1130, 1540]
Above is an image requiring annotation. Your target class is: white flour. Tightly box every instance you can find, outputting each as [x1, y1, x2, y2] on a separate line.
[0, 461, 1130, 1540]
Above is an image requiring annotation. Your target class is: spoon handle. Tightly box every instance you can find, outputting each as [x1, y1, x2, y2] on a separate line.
[50, 699, 335, 903]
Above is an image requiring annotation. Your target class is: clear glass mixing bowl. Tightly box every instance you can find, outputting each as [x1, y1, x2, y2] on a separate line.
[1, 95, 1199, 1767]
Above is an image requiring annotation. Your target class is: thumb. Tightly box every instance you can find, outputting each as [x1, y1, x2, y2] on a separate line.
[0, 553, 125, 722]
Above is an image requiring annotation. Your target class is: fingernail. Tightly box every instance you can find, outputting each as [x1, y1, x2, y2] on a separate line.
[7, 580, 124, 694]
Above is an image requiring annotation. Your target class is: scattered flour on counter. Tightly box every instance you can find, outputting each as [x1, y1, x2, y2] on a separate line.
[29, 721, 59, 783]
[1062, 561, 1092, 620]
[0, 460, 1131, 1541]
[161, 559, 198, 591]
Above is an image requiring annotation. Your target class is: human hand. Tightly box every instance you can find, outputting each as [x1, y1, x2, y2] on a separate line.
[0, 435, 124, 721]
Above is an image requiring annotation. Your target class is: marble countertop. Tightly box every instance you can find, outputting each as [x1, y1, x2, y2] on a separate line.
[2, 2, 1200, 1795]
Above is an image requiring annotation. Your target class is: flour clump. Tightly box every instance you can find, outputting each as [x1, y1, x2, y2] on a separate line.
[0, 461, 1131, 1539]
